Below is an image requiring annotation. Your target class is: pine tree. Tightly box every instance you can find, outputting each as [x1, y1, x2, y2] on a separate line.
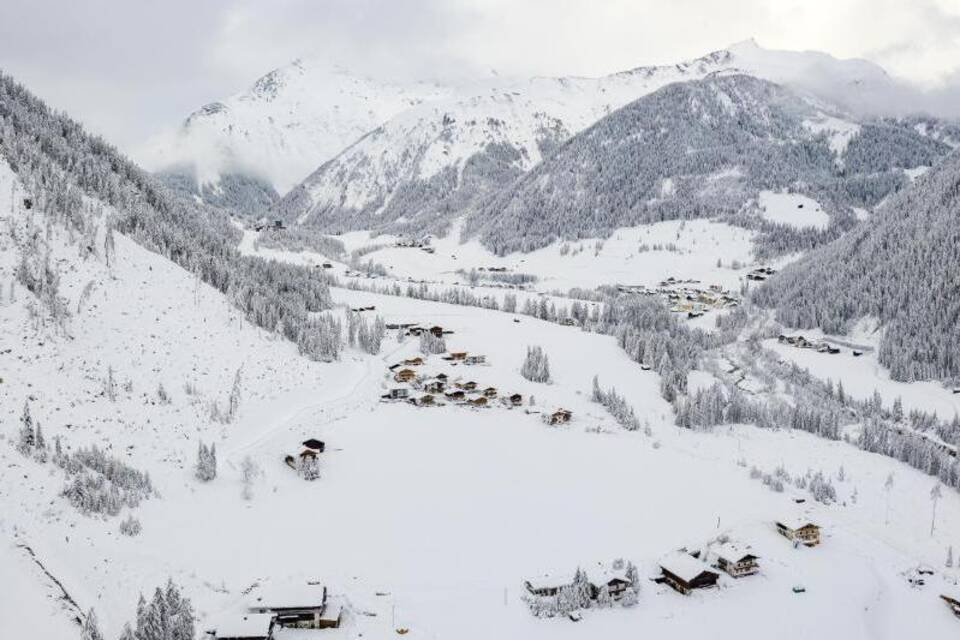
[16, 400, 34, 455]
[80, 608, 103, 640]
[33, 421, 47, 462]
[946, 545, 954, 568]
[118, 623, 135, 640]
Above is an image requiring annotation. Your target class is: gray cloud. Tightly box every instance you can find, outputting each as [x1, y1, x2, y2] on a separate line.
[1, 0, 959, 156]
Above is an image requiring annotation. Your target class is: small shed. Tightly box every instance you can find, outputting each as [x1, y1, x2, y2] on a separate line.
[776, 519, 821, 546]
[659, 552, 720, 595]
[318, 598, 344, 629]
[429, 326, 445, 338]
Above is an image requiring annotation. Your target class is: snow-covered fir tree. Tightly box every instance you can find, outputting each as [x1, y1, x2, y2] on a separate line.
[521, 345, 551, 383]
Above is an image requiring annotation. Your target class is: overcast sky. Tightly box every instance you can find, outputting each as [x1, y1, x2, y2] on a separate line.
[2, 0, 960, 156]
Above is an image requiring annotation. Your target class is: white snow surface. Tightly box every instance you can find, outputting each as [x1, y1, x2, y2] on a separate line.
[758, 191, 831, 230]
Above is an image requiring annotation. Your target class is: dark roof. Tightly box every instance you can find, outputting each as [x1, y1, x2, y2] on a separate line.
[302, 439, 325, 451]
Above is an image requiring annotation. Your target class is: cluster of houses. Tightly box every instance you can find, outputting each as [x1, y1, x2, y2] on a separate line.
[777, 334, 843, 355]
[617, 278, 740, 319]
[384, 323, 454, 339]
[902, 566, 960, 620]
[253, 219, 286, 232]
[385, 352, 522, 409]
[746, 266, 777, 282]
[395, 235, 434, 253]
[208, 583, 342, 640]
[526, 517, 822, 615]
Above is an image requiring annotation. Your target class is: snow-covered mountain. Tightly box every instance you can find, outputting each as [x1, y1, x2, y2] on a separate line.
[272, 40, 931, 236]
[153, 40, 914, 222]
[465, 74, 951, 255]
[144, 58, 457, 193]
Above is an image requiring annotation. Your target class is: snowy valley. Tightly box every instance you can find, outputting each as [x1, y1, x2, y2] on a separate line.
[3, 30, 960, 640]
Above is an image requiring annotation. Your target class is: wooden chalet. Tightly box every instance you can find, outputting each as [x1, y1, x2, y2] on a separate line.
[447, 352, 468, 361]
[403, 357, 425, 367]
[394, 368, 417, 383]
[468, 396, 488, 407]
[435, 373, 449, 382]
[941, 594, 960, 619]
[508, 393, 523, 406]
[211, 613, 275, 640]
[482, 387, 498, 398]
[713, 543, 759, 577]
[429, 326, 445, 338]
[457, 381, 478, 391]
[445, 390, 466, 401]
[465, 354, 486, 365]
[248, 584, 327, 629]
[776, 519, 821, 546]
[318, 598, 343, 629]
[546, 409, 573, 425]
[591, 564, 634, 600]
[658, 552, 720, 595]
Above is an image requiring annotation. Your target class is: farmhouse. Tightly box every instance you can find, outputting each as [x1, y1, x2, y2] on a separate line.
[941, 594, 960, 618]
[413, 394, 436, 407]
[465, 354, 486, 365]
[658, 552, 720, 595]
[457, 381, 478, 391]
[403, 357, 425, 366]
[508, 393, 523, 406]
[394, 369, 417, 383]
[776, 519, 821, 546]
[468, 396, 488, 407]
[248, 584, 327, 629]
[482, 387, 498, 398]
[447, 352, 468, 361]
[210, 613, 275, 640]
[713, 543, 759, 577]
[445, 390, 465, 401]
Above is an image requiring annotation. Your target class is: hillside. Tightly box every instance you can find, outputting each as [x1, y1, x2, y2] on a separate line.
[754, 148, 960, 383]
[463, 74, 949, 255]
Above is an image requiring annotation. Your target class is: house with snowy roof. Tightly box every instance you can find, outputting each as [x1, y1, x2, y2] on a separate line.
[713, 543, 760, 577]
[775, 518, 821, 546]
[524, 572, 576, 597]
[248, 583, 328, 629]
[658, 551, 720, 595]
[591, 563, 634, 599]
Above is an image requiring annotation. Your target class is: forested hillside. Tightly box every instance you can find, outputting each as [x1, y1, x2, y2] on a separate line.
[465, 74, 950, 255]
[0, 72, 340, 360]
[754, 149, 960, 382]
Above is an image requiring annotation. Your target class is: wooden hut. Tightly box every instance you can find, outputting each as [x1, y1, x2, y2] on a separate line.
[775, 519, 821, 546]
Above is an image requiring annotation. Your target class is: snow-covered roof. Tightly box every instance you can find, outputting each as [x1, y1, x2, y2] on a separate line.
[213, 613, 274, 638]
[777, 517, 819, 531]
[525, 572, 575, 590]
[659, 551, 717, 582]
[592, 563, 631, 584]
[714, 542, 758, 563]
[248, 583, 326, 610]
[319, 597, 344, 622]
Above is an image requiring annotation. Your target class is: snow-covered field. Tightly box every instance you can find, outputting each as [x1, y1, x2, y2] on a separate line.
[4, 154, 960, 640]
[757, 191, 830, 230]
